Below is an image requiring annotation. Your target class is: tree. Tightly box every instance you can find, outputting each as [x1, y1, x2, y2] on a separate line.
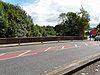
[55, 8, 90, 36]
[41, 26, 47, 37]
[56, 12, 82, 36]
[54, 24, 64, 36]
[0, 1, 34, 38]
[31, 25, 42, 37]
[78, 7, 90, 36]
[45, 26, 56, 36]
[96, 23, 100, 34]
[0, 17, 7, 37]
[79, 6, 90, 21]
[96, 23, 100, 28]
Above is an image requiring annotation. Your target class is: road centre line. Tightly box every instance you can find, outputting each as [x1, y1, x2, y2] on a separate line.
[44, 47, 51, 52]
[17, 50, 31, 57]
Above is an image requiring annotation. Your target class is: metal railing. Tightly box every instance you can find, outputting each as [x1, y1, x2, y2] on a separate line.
[0, 36, 87, 45]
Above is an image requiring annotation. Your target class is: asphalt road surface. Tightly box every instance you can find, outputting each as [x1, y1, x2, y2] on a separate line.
[0, 41, 100, 75]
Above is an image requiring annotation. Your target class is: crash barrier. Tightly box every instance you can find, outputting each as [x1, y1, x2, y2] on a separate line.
[0, 36, 87, 45]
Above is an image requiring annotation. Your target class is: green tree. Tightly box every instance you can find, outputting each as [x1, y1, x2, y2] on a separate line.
[57, 12, 81, 36]
[41, 26, 47, 37]
[78, 7, 90, 36]
[96, 23, 100, 33]
[31, 25, 42, 37]
[55, 8, 90, 36]
[0, 1, 34, 38]
[45, 26, 56, 36]
[0, 17, 7, 37]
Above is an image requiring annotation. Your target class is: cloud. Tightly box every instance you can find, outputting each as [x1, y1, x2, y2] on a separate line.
[21, 0, 100, 27]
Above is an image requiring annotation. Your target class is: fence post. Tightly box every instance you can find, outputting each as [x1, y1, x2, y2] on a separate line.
[57, 37, 60, 43]
[18, 38, 20, 46]
[41, 37, 43, 44]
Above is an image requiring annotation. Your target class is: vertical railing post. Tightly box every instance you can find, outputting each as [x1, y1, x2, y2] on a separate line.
[41, 37, 43, 44]
[18, 38, 20, 46]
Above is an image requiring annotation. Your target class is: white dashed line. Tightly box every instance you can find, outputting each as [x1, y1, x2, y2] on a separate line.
[75, 45, 78, 47]
[94, 43, 98, 45]
[22, 52, 38, 56]
[0, 56, 19, 61]
[0, 53, 6, 56]
[44, 47, 51, 52]
[85, 43, 88, 46]
[44, 71, 48, 73]
[62, 46, 64, 49]
[17, 50, 31, 57]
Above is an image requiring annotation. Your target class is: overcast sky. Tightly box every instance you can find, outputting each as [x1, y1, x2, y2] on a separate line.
[3, 0, 100, 27]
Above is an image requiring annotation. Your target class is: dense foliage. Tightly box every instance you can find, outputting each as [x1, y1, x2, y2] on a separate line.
[0, 1, 90, 38]
[0, 1, 56, 38]
[0, 1, 34, 37]
[96, 23, 100, 33]
[55, 7, 90, 36]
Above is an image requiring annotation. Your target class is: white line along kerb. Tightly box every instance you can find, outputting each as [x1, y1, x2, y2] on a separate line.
[17, 50, 31, 57]
[44, 47, 51, 52]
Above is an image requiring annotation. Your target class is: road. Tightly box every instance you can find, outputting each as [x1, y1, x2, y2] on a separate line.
[0, 41, 100, 75]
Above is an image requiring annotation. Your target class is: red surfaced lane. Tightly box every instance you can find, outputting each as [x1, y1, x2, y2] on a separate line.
[24, 48, 47, 56]
[0, 42, 99, 60]
[0, 50, 26, 60]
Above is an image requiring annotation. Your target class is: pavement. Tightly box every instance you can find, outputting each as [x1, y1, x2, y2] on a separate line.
[72, 58, 100, 75]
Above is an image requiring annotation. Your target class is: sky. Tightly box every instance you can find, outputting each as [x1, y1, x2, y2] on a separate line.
[2, 0, 100, 27]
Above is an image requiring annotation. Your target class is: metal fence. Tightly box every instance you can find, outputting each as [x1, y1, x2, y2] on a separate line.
[0, 36, 87, 45]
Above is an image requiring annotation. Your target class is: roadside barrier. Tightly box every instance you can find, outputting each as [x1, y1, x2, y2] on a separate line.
[0, 36, 87, 45]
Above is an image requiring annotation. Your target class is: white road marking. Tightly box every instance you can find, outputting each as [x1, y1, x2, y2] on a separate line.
[54, 67, 59, 69]
[44, 47, 51, 52]
[94, 44, 97, 45]
[62, 46, 64, 49]
[44, 71, 48, 73]
[0, 56, 20, 61]
[22, 52, 38, 56]
[95, 69, 99, 72]
[17, 50, 31, 57]
[0, 52, 38, 61]
[75, 45, 78, 47]
[85, 43, 88, 46]
[81, 73, 86, 75]
[0, 53, 6, 56]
